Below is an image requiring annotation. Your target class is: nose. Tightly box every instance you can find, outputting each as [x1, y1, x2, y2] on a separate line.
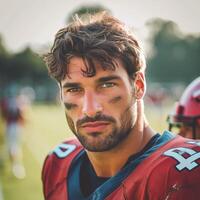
[82, 91, 103, 117]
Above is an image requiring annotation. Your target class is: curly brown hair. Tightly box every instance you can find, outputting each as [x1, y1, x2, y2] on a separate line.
[43, 12, 146, 82]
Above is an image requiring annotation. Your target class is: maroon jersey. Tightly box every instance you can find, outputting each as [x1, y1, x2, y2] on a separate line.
[106, 136, 200, 200]
[42, 139, 83, 200]
[42, 132, 200, 200]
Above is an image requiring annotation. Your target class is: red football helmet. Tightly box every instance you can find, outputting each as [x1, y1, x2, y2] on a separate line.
[167, 77, 200, 139]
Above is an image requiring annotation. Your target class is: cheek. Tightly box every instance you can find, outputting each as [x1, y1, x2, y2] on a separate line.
[109, 84, 134, 104]
[107, 95, 133, 118]
[109, 96, 122, 104]
[65, 112, 77, 133]
[65, 107, 79, 123]
[63, 101, 80, 123]
[108, 89, 134, 107]
[62, 94, 81, 114]
[64, 102, 78, 110]
[107, 96, 123, 117]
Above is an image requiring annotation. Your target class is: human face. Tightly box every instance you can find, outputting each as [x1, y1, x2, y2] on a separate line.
[61, 57, 139, 152]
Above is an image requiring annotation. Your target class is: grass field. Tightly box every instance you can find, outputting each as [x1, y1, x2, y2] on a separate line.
[0, 103, 170, 200]
[0, 104, 73, 200]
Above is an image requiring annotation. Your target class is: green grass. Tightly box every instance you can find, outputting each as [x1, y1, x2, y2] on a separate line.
[0, 104, 73, 200]
[0, 145, 43, 200]
[22, 104, 73, 166]
[0, 103, 171, 200]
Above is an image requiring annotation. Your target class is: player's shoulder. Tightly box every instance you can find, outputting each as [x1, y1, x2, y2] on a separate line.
[42, 138, 84, 198]
[43, 137, 83, 164]
[152, 131, 200, 171]
[52, 137, 82, 155]
[162, 131, 200, 157]
[137, 132, 200, 199]
[42, 137, 84, 180]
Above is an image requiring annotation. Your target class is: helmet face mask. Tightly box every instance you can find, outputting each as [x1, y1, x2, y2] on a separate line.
[167, 114, 200, 139]
[167, 114, 200, 126]
[167, 77, 200, 139]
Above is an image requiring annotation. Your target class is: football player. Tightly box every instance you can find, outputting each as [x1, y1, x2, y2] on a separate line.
[42, 13, 200, 200]
[167, 77, 200, 139]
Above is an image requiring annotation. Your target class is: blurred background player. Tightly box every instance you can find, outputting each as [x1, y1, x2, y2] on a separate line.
[167, 76, 200, 139]
[0, 88, 26, 179]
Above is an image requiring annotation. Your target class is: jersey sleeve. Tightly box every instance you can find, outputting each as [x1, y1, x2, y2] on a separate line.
[110, 136, 200, 200]
[164, 183, 200, 200]
[147, 138, 200, 200]
[42, 139, 83, 200]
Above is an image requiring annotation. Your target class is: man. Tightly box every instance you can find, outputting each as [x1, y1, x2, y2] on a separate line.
[42, 13, 200, 200]
[0, 92, 26, 179]
[167, 77, 200, 139]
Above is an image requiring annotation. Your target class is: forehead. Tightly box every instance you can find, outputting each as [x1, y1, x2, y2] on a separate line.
[63, 57, 128, 81]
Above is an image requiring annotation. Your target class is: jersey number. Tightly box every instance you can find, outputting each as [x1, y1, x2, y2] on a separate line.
[53, 143, 76, 158]
[164, 147, 200, 171]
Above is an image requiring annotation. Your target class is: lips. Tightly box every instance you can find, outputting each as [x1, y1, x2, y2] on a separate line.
[81, 121, 110, 132]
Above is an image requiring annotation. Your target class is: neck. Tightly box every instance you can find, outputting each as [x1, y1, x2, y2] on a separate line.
[87, 100, 155, 177]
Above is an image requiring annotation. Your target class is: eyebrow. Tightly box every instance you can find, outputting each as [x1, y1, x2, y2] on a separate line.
[62, 75, 121, 88]
[62, 82, 81, 88]
[96, 75, 121, 84]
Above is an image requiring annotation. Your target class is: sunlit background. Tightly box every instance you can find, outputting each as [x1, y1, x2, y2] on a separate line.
[0, 0, 200, 199]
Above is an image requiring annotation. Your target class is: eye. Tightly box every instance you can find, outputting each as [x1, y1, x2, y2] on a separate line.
[66, 87, 82, 93]
[100, 82, 116, 88]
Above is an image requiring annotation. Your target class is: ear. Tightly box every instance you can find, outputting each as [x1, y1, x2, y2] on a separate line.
[133, 72, 146, 99]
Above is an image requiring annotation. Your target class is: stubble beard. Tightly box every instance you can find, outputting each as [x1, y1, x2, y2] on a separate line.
[65, 104, 136, 152]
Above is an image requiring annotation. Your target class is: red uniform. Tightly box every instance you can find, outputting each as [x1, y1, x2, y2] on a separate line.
[42, 132, 200, 200]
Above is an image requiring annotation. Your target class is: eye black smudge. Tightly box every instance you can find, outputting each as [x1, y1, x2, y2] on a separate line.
[109, 96, 122, 104]
[64, 102, 77, 110]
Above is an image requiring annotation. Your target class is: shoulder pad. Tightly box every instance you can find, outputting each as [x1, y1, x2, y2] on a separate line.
[42, 138, 83, 199]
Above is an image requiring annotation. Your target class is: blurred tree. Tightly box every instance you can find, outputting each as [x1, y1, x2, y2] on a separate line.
[0, 35, 9, 57]
[0, 46, 48, 86]
[0, 35, 11, 86]
[146, 18, 200, 84]
[7, 47, 47, 83]
[0, 36, 55, 101]
[66, 4, 111, 23]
